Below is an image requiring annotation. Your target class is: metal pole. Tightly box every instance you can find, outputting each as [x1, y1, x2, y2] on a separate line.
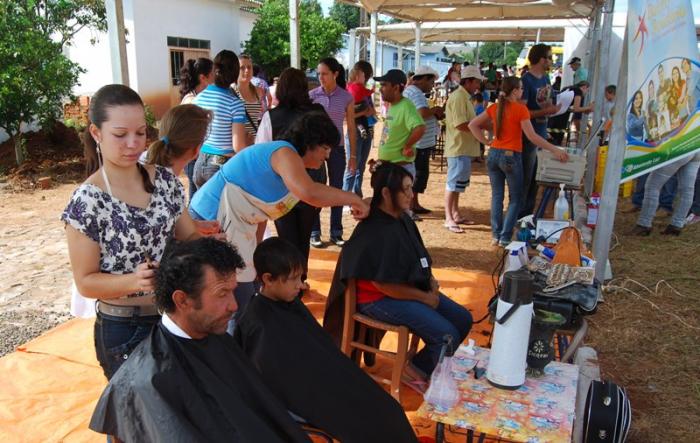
[536, 28, 541, 44]
[289, 0, 300, 68]
[592, 31, 628, 282]
[475, 41, 480, 68]
[370, 12, 378, 71]
[379, 40, 384, 75]
[359, 9, 368, 61]
[348, 28, 357, 65]
[397, 46, 403, 70]
[584, 0, 615, 194]
[578, 5, 603, 150]
[105, 0, 129, 86]
[415, 22, 422, 68]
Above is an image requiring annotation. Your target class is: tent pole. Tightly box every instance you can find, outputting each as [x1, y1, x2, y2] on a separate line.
[370, 12, 378, 72]
[415, 22, 422, 69]
[380, 40, 384, 75]
[289, 0, 300, 68]
[106, 0, 129, 86]
[577, 5, 603, 149]
[475, 41, 480, 68]
[397, 46, 403, 70]
[592, 30, 628, 282]
[584, 0, 616, 194]
[536, 28, 541, 44]
[348, 29, 357, 65]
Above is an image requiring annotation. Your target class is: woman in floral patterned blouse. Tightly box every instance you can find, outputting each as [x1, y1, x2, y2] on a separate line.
[61, 84, 200, 379]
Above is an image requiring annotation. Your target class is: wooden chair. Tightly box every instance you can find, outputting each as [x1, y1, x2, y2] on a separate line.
[340, 279, 420, 401]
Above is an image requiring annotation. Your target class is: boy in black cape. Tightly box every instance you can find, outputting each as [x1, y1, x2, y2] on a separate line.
[234, 237, 418, 443]
[89, 238, 310, 443]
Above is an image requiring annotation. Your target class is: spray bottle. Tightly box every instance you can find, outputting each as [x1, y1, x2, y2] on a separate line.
[554, 184, 569, 220]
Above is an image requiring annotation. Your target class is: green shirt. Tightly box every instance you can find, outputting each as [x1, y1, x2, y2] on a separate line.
[378, 98, 425, 163]
[486, 68, 497, 83]
[445, 86, 480, 157]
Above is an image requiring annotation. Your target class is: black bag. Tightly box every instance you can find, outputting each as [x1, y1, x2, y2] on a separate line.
[583, 380, 631, 442]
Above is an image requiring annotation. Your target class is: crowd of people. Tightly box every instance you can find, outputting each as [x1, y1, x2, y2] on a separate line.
[60, 43, 700, 441]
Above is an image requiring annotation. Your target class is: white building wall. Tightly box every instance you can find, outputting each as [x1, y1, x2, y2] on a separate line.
[64, 27, 113, 96]
[129, 0, 244, 116]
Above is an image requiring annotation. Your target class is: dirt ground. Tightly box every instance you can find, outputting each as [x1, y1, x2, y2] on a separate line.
[1, 126, 698, 441]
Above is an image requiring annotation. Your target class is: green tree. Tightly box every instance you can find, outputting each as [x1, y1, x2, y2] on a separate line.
[477, 41, 524, 67]
[329, 2, 359, 32]
[0, 0, 106, 165]
[245, 0, 344, 77]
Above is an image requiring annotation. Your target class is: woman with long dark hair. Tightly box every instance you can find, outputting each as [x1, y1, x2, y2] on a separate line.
[192, 50, 248, 188]
[256, 67, 325, 276]
[61, 85, 200, 380]
[627, 90, 646, 140]
[469, 77, 567, 246]
[308, 57, 357, 248]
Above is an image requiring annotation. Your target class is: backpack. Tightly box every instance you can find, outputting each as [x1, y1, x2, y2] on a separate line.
[583, 380, 632, 442]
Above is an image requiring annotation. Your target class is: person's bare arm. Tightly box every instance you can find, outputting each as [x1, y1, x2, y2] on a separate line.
[232, 122, 248, 152]
[173, 210, 202, 242]
[345, 102, 357, 172]
[272, 148, 369, 218]
[372, 281, 439, 308]
[402, 125, 426, 157]
[570, 96, 594, 113]
[521, 119, 569, 162]
[520, 98, 559, 118]
[66, 226, 157, 299]
[468, 112, 493, 145]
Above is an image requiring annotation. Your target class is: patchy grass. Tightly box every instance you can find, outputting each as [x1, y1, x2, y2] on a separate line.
[588, 207, 700, 442]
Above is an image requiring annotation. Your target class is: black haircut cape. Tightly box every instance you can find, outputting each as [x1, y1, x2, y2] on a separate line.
[234, 293, 419, 443]
[323, 207, 432, 344]
[89, 323, 311, 443]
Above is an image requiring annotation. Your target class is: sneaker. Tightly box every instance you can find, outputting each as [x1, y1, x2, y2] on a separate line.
[686, 213, 700, 225]
[409, 211, 422, 222]
[490, 238, 500, 246]
[413, 206, 432, 215]
[330, 236, 345, 247]
[310, 235, 325, 249]
[661, 225, 682, 236]
[630, 225, 652, 236]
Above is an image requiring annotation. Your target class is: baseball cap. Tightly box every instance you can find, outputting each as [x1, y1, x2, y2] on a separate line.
[373, 69, 407, 86]
[460, 65, 485, 81]
[413, 65, 439, 78]
[568, 57, 581, 65]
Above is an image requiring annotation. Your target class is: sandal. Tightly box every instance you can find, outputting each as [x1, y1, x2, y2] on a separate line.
[454, 217, 476, 225]
[444, 224, 464, 233]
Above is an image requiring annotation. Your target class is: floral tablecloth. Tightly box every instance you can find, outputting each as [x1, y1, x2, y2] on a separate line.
[416, 346, 579, 443]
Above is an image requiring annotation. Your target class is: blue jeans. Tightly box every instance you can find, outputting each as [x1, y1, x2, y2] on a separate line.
[310, 145, 346, 238]
[193, 153, 227, 188]
[638, 153, 700, 228]
[227, 281, 257, 334]
[632, 173, 678, 212]
[94, 312, 160, 380]
[358, 293, 473, 375]
[343, 127, 373, 198]
[185, 158, 197, 201]
[519, 138, 539, 218]
[487, 149, 524, 243]
[691, 169, 700, 215]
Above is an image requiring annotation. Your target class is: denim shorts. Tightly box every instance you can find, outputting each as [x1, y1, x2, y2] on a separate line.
[94, 312, 160, 380]
[446, 155, 472, 192]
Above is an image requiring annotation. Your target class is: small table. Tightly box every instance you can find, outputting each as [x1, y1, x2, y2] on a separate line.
[417, 346, 579, 443]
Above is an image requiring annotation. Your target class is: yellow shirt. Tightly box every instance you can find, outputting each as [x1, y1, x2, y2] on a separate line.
[444, 86, 480, 157]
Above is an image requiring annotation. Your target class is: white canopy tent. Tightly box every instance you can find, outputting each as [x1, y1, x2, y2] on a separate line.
[341, 0, 598, 22]
[353, 19, 588, 45]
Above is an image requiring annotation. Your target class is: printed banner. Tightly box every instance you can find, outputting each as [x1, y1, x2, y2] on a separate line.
[621, 0, 700, 182]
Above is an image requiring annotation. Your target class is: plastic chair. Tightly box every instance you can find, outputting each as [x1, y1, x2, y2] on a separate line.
[340, 279, 420, 401]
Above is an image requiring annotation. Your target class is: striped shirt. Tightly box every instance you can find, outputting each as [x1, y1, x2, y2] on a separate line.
[193, 84, 247, 156]
[309, 86, 353, 146]
[403, 85, 438, 149]
[232, 84, 263, 137]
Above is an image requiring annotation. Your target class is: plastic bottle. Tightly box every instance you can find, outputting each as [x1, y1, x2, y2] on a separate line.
[586, 193, 600, 228]
[554, 183, 569, 220]
[517, 221, 532, 242]
[536, 245, 596, 267]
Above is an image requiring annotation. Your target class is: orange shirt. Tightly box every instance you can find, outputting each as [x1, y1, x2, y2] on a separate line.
[486, 101, 531, 152]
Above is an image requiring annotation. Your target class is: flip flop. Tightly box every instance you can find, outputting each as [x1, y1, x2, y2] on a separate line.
[444, 224, 464, 233]
[401, 376, 429, 394]
[454, 217, 476, 225]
